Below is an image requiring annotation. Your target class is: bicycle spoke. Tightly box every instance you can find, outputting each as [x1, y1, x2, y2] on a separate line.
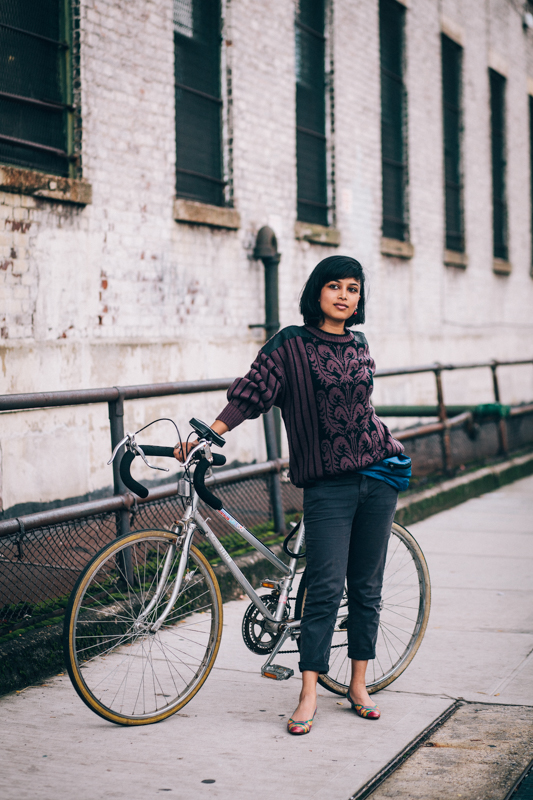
[66, 534, 222, 723]
[312, 525, 430, 695]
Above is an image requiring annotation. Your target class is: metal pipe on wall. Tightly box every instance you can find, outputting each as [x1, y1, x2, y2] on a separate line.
[252, 226, 286, 535]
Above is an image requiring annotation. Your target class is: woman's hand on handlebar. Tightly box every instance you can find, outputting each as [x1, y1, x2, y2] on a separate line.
[173, 419, 229, 463]
[173, 440, 198, 462]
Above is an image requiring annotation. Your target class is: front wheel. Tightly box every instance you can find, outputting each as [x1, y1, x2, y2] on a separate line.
[63, 529, 223, 725]
[295, 521, 431, 695]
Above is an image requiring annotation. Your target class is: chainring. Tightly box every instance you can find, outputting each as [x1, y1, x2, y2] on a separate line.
[241, 594, 290, 655]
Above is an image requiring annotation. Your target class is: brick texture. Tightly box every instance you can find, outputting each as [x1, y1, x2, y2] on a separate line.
[1, 0, 532, 510]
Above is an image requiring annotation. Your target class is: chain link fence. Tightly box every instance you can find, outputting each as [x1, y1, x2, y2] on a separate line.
[1, 407, 532, 642]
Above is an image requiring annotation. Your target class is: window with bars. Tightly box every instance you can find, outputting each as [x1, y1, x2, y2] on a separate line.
[0, 0, 73, 177]
[441, 35, 464, 253]
[380, 0, 407, 242]
[489, 69, 508, 261]
[295, 0, 328, 226]
[174, 0, 224, 207]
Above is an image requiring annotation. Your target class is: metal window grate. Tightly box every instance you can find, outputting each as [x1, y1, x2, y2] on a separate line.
[174, 0, 224, 207]
[380, 0, 407, 241]
[442, 35, 464, 253]
[0, 0, 72, 176]
[296, 0, 328, 226]
[489, 69, 508, 261]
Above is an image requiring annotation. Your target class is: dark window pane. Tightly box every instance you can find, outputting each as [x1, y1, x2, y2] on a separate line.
[442, 35, 464, 252]
[489, 69, 508, 260]
[295, 29, 325, 133]
[297, 129, 327, 225]
[0, 0, 62, 41]
[380, 0, 403, 77]
[380, 0, 407, 241]
[296, 0, 327, 225]
[0, 0, 70, 175]
[381, 73, 403, 162]
[174, 0, 223, 206]
[382, 161, 405, 240]
[0, 29, 64, 102]
[296, 0, 325, 35]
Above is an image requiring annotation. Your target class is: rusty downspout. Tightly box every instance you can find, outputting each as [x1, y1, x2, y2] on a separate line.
[250, 227, 286, 535]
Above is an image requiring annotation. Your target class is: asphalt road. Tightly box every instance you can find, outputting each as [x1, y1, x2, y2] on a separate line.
[1, 475, 532, 800]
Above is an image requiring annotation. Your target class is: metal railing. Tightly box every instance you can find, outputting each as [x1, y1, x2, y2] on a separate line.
[0, 357, 532, 638]
[0, 357, 532, 540]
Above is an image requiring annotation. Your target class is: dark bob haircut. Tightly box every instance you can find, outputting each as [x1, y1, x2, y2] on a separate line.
[299, 255, 366, 327]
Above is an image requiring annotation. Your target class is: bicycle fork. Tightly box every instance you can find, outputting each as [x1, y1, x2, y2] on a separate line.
[135, 505, 197, 633]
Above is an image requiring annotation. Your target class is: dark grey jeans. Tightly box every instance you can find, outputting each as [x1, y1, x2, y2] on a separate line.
[298, 473, 398, 674]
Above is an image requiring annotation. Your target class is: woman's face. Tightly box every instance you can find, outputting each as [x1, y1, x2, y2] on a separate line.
[318, 277, 361, 326]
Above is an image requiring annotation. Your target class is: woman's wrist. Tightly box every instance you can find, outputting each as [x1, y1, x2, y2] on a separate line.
[211, 419, 229, 436]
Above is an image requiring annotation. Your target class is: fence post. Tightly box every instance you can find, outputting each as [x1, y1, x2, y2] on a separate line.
[490, 361, 509, 455]
[108, 391, 133, 582]
[263, 410, 286, 536]
[434, 368, 453, 475]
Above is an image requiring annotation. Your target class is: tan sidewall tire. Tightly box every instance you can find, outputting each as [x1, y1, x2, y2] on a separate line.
[366, 522, 431, 694]
[65, 530, 223, 725]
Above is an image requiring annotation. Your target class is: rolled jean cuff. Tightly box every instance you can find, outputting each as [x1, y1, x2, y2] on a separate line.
[298, 660, 329, 674]
[348, 650, 375, 661]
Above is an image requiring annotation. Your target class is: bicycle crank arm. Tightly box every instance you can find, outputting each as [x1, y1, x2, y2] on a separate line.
[260, 626, 294, 677]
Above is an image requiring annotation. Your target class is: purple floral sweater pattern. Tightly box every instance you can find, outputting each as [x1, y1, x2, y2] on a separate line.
[217, 325, 403, 487]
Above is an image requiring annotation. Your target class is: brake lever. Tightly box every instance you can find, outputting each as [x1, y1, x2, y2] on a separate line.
[107, 433, 132, 465]
[130, 440, 169, 473]
[107, 431, 169, 473]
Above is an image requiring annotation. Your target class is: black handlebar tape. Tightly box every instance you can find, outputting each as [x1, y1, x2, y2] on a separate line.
[119, 445, 178, 499]
[193, 457, 224, 510]
[138, 445, 176, 458]
[119, 450, 149, 499]
[119, 446, 227, 502]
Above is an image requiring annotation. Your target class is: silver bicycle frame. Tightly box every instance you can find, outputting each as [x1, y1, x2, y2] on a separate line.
[147, 482, 306, 630]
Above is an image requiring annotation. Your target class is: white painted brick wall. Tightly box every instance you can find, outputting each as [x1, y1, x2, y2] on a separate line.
[1, 0, 532, 511]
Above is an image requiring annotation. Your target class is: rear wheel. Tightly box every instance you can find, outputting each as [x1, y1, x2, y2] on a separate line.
[295, 521, 430, 695]
[64, 529, 223, 725]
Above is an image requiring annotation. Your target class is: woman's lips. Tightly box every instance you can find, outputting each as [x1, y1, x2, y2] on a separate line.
[334, 304, 348, 310]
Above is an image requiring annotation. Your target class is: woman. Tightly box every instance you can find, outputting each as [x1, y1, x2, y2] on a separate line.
[176, 255, 405, 735]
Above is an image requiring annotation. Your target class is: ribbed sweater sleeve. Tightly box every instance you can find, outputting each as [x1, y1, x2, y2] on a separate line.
[217, 349, 284, 431]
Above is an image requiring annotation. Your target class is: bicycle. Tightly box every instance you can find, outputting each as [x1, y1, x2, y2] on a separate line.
[63, 418, 431, 726]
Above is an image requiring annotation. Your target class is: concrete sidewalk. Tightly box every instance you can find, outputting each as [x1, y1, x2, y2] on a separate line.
[0, 476, 532, 800]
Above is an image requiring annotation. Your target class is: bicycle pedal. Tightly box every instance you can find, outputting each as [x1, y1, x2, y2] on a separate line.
[261, 664, 294, 681]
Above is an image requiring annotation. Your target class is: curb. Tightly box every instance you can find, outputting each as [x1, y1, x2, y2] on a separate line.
[1, 451, 532, 697]
[395, 450, 533, 526]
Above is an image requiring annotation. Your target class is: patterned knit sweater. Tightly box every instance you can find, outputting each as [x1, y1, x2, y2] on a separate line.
[217, 325, 404, 487]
